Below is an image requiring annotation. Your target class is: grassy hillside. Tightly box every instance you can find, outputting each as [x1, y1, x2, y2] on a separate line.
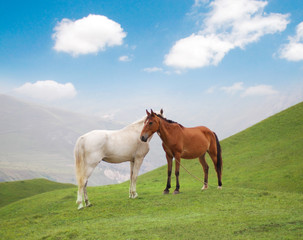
[222, 101, 303, 193]
[0, 178, 74, 208]
[0, 102, 302, 239]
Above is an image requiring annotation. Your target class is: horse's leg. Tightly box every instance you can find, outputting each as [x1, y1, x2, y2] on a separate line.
[163, 153, 173, 194]
[173, 154, 181, 194]
[208, 150, 223, 189]
[129, 160, 134, 198]
[129, 157, 143, 199]
[199, 154, 209, 190]
[83, 180, 92, 207]
[77, 177, 91, 209]
[76, 180, 85, 210]
[76, 162, 87, 210]
[78, 162, 99, 209]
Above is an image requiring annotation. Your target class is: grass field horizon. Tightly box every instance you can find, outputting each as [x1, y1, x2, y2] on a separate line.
[1, 102, 302, 239]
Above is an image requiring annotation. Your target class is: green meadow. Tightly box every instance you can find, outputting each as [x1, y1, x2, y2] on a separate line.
[0, 178, 74, 208]
[1, 102, 303, 239]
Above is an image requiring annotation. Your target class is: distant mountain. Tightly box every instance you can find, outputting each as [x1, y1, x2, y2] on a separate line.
[0, 94, 165, 185]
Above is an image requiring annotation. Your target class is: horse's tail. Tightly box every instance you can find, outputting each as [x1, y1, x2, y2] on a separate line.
[74, 137, 86, 187]
[213, 132, 222, 178]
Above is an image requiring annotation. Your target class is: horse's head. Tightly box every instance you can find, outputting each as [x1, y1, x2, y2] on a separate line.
[140, 109, 163, 142]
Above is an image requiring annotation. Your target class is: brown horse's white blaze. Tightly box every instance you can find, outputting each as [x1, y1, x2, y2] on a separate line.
[140, 109, 222, 194]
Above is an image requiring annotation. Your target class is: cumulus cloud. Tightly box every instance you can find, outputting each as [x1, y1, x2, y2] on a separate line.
[206, 86, 216, 94]
[241, 85, 278, 97]
[143, 67, 163, 73]
[164, 34, 233, 68]
[53, 14, 127, 56]
[119, 55, 132, 62]
[14, 80, 77, 101]
[278, 22, 303, 61]
[194, 0, 210, 7]
[219, 82, 278, 97]
[221, 82, 244, 95]
[164, 0, 289, 69]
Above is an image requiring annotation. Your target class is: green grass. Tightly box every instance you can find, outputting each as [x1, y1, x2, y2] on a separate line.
[222, 102, 303, 193]
[0, 183, 302, 239]
[0, 178, 74, 208]
[1, 102, 303, 239]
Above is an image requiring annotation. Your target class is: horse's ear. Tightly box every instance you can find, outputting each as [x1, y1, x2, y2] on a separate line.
[160, 108, 163, 116]
[146, 109, 150, 116]
[150, 109, 155, 116]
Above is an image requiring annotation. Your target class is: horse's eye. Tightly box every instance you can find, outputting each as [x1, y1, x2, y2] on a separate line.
[149, 122, 153, 125]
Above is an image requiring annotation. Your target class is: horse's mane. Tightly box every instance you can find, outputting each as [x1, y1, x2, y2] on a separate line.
[132, 116, 147, 125]
[156, 114, 184, 128]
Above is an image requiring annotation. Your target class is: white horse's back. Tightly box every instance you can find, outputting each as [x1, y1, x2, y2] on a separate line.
[75, 124, 149, 162]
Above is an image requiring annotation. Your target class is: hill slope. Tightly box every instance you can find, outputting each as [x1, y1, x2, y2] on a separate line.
[0, 102, 302, 239]
[0, 178, 74, 208]
[221, 101, 303, 193]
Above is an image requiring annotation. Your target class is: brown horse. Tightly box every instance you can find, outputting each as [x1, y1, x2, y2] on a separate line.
[140, 109, 222, 194]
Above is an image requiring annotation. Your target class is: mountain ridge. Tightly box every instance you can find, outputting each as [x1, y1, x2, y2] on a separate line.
[0, 94, 165, 185]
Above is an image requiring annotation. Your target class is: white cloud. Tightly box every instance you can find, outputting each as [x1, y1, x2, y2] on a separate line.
[194, 0, 209, 7]
[143, 67, 163, 73]
[53, 14, 127, 56]
[14, 80, 77, 101]
[221, 82, 244, 94]
[119, 55, 132, 62]
[218, 82, 278, 97]
[164, 34, 233, 68]
[241, 84, 278, 97]
[164, 0, 289, 69]
[206, 86, 216, 94]
[279, 22, 303, 61]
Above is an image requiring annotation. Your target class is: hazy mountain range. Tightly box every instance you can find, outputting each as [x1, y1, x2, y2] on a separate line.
[0, 94, 165, 186]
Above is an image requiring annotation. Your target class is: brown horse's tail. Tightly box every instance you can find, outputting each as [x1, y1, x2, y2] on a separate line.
[213, 132, 222, 185]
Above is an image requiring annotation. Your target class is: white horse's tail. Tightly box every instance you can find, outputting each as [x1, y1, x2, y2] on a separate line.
[74, 137, 86, 188]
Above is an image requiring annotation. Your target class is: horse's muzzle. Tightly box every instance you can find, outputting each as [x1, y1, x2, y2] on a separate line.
[140, 135, 148, 142]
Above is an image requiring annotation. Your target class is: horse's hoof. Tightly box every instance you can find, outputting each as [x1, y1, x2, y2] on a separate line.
[163, 190, 169, 194]
[85, 200, 93, 207]
[77, 203, 84, 210]
[217, 186, 222, 190]
[201, 185, 208, 191]
[129, 192, 138, 199]
[173, 190, 180, 195]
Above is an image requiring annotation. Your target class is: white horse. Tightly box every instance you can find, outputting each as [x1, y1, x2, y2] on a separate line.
[74, 113, 161, 210]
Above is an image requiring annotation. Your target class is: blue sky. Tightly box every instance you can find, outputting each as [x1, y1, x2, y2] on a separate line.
[1, 0, 303, 138]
